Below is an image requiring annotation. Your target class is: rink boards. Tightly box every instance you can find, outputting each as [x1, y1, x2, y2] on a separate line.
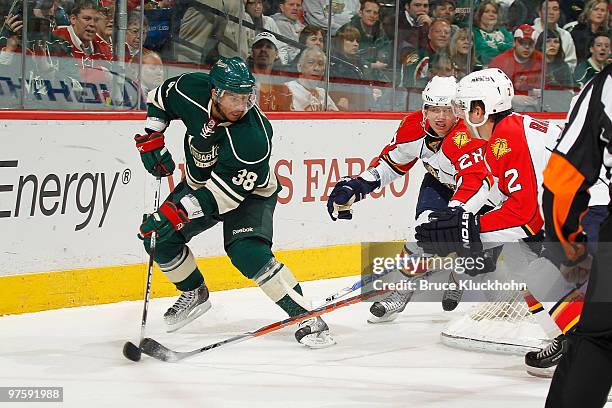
[0, 112, 566, 315]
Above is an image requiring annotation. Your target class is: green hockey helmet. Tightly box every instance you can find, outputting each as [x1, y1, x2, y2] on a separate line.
[209, 56, 256, 94]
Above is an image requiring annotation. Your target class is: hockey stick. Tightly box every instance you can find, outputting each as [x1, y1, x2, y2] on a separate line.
[311, 253, 435, 308]
[140, 287, 387, 362]
[123, 176, 163, 362]
[140, 253, 450, 363]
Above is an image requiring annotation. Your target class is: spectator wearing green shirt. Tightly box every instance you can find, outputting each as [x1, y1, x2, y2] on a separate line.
[472, 0, 513, 65]
[575, 32, 611, 88]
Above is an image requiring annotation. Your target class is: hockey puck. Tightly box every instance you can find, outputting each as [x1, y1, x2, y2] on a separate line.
[123, 341, 142, 362]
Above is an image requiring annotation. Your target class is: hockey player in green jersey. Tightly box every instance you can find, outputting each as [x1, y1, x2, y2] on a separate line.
[134, 57, 334, 348]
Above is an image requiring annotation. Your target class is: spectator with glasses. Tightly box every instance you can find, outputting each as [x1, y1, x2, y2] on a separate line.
[125, 11, 150, 63]
[285, 46, 339, 111]
[95, 4, 113, 48]
[285, 24, 325, 71]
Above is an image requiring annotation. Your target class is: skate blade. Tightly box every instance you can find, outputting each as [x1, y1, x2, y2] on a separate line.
[525, 365, 556, 378]
[165, 300, 211, 333]
[367, 313, 399, 324]
[299, 331, 336, 349]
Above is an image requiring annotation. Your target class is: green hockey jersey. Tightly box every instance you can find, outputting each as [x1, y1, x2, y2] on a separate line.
[145, 72, 278, 216]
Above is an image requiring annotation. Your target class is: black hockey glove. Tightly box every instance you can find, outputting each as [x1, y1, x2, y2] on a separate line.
[415, 208, 482, 257]
[327, 176, 379, 221]
[460, 246, 501, 277]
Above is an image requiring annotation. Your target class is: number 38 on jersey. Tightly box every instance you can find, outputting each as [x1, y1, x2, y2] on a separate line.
[232, 169, 258, 191]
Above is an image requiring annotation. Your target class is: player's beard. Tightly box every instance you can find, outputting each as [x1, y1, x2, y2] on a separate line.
[212, 98, 243, 123]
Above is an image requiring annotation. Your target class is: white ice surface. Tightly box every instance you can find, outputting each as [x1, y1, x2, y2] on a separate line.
[0, 276, 558, 408]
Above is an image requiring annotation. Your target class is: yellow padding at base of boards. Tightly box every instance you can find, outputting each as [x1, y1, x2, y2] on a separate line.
[0, 244, 361, 315]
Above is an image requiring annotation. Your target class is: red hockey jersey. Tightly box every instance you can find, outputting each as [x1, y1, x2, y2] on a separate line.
[367, 110, 491, 212]
[478, 113, 561, 242]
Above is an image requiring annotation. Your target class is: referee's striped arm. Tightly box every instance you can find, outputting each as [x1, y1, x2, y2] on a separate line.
[542, 65, 612, 261]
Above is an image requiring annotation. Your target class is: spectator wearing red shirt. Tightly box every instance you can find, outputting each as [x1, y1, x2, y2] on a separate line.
[489, 24, 543, 92]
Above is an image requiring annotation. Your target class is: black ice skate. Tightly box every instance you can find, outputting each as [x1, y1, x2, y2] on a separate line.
[525, 333, 568, 378]
[164, 282, 211, 333]
[368, 288, 414, 323]
[442, 271, 463, 311]
[295, 316, 335, 348]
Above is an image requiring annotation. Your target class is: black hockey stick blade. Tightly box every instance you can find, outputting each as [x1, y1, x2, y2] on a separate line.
[140, 338, 184, 362]
[122, 341, 142, 362]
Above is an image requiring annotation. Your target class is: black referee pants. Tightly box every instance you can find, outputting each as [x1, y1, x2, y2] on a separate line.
[546, 215, 612, 407]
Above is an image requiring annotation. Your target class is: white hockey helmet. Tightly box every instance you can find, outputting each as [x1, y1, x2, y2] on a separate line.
[421, 76, 459, 138]
[422, 75, 458, 110]
[455, 68, 514, 128]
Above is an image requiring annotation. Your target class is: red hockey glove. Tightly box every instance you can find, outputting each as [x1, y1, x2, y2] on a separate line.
[135, 132, 175, 177]
[138, 201, 190, 242]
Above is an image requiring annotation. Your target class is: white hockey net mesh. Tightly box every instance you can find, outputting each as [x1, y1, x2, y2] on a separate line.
[440, 290, 549, 355]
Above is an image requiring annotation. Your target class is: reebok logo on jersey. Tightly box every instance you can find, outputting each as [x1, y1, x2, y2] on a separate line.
[491, 138, 511, 159]
[452, 132, 471, 148]
[233, 227, 254, 235]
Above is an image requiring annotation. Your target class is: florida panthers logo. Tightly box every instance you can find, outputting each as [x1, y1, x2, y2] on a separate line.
[452, 132, 471, 148]
[491, 138, 511, 159]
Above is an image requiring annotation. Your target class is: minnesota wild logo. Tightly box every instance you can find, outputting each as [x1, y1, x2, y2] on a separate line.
[404, 52, 419, 65]
[491, 138, 511, 159]
[452, 132, 471, 148]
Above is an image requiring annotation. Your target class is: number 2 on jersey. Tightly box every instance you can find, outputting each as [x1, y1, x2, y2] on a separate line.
[505, 168, 522, 193]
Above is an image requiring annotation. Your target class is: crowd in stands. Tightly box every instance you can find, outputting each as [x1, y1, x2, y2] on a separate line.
[0, 0, 610, 111]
